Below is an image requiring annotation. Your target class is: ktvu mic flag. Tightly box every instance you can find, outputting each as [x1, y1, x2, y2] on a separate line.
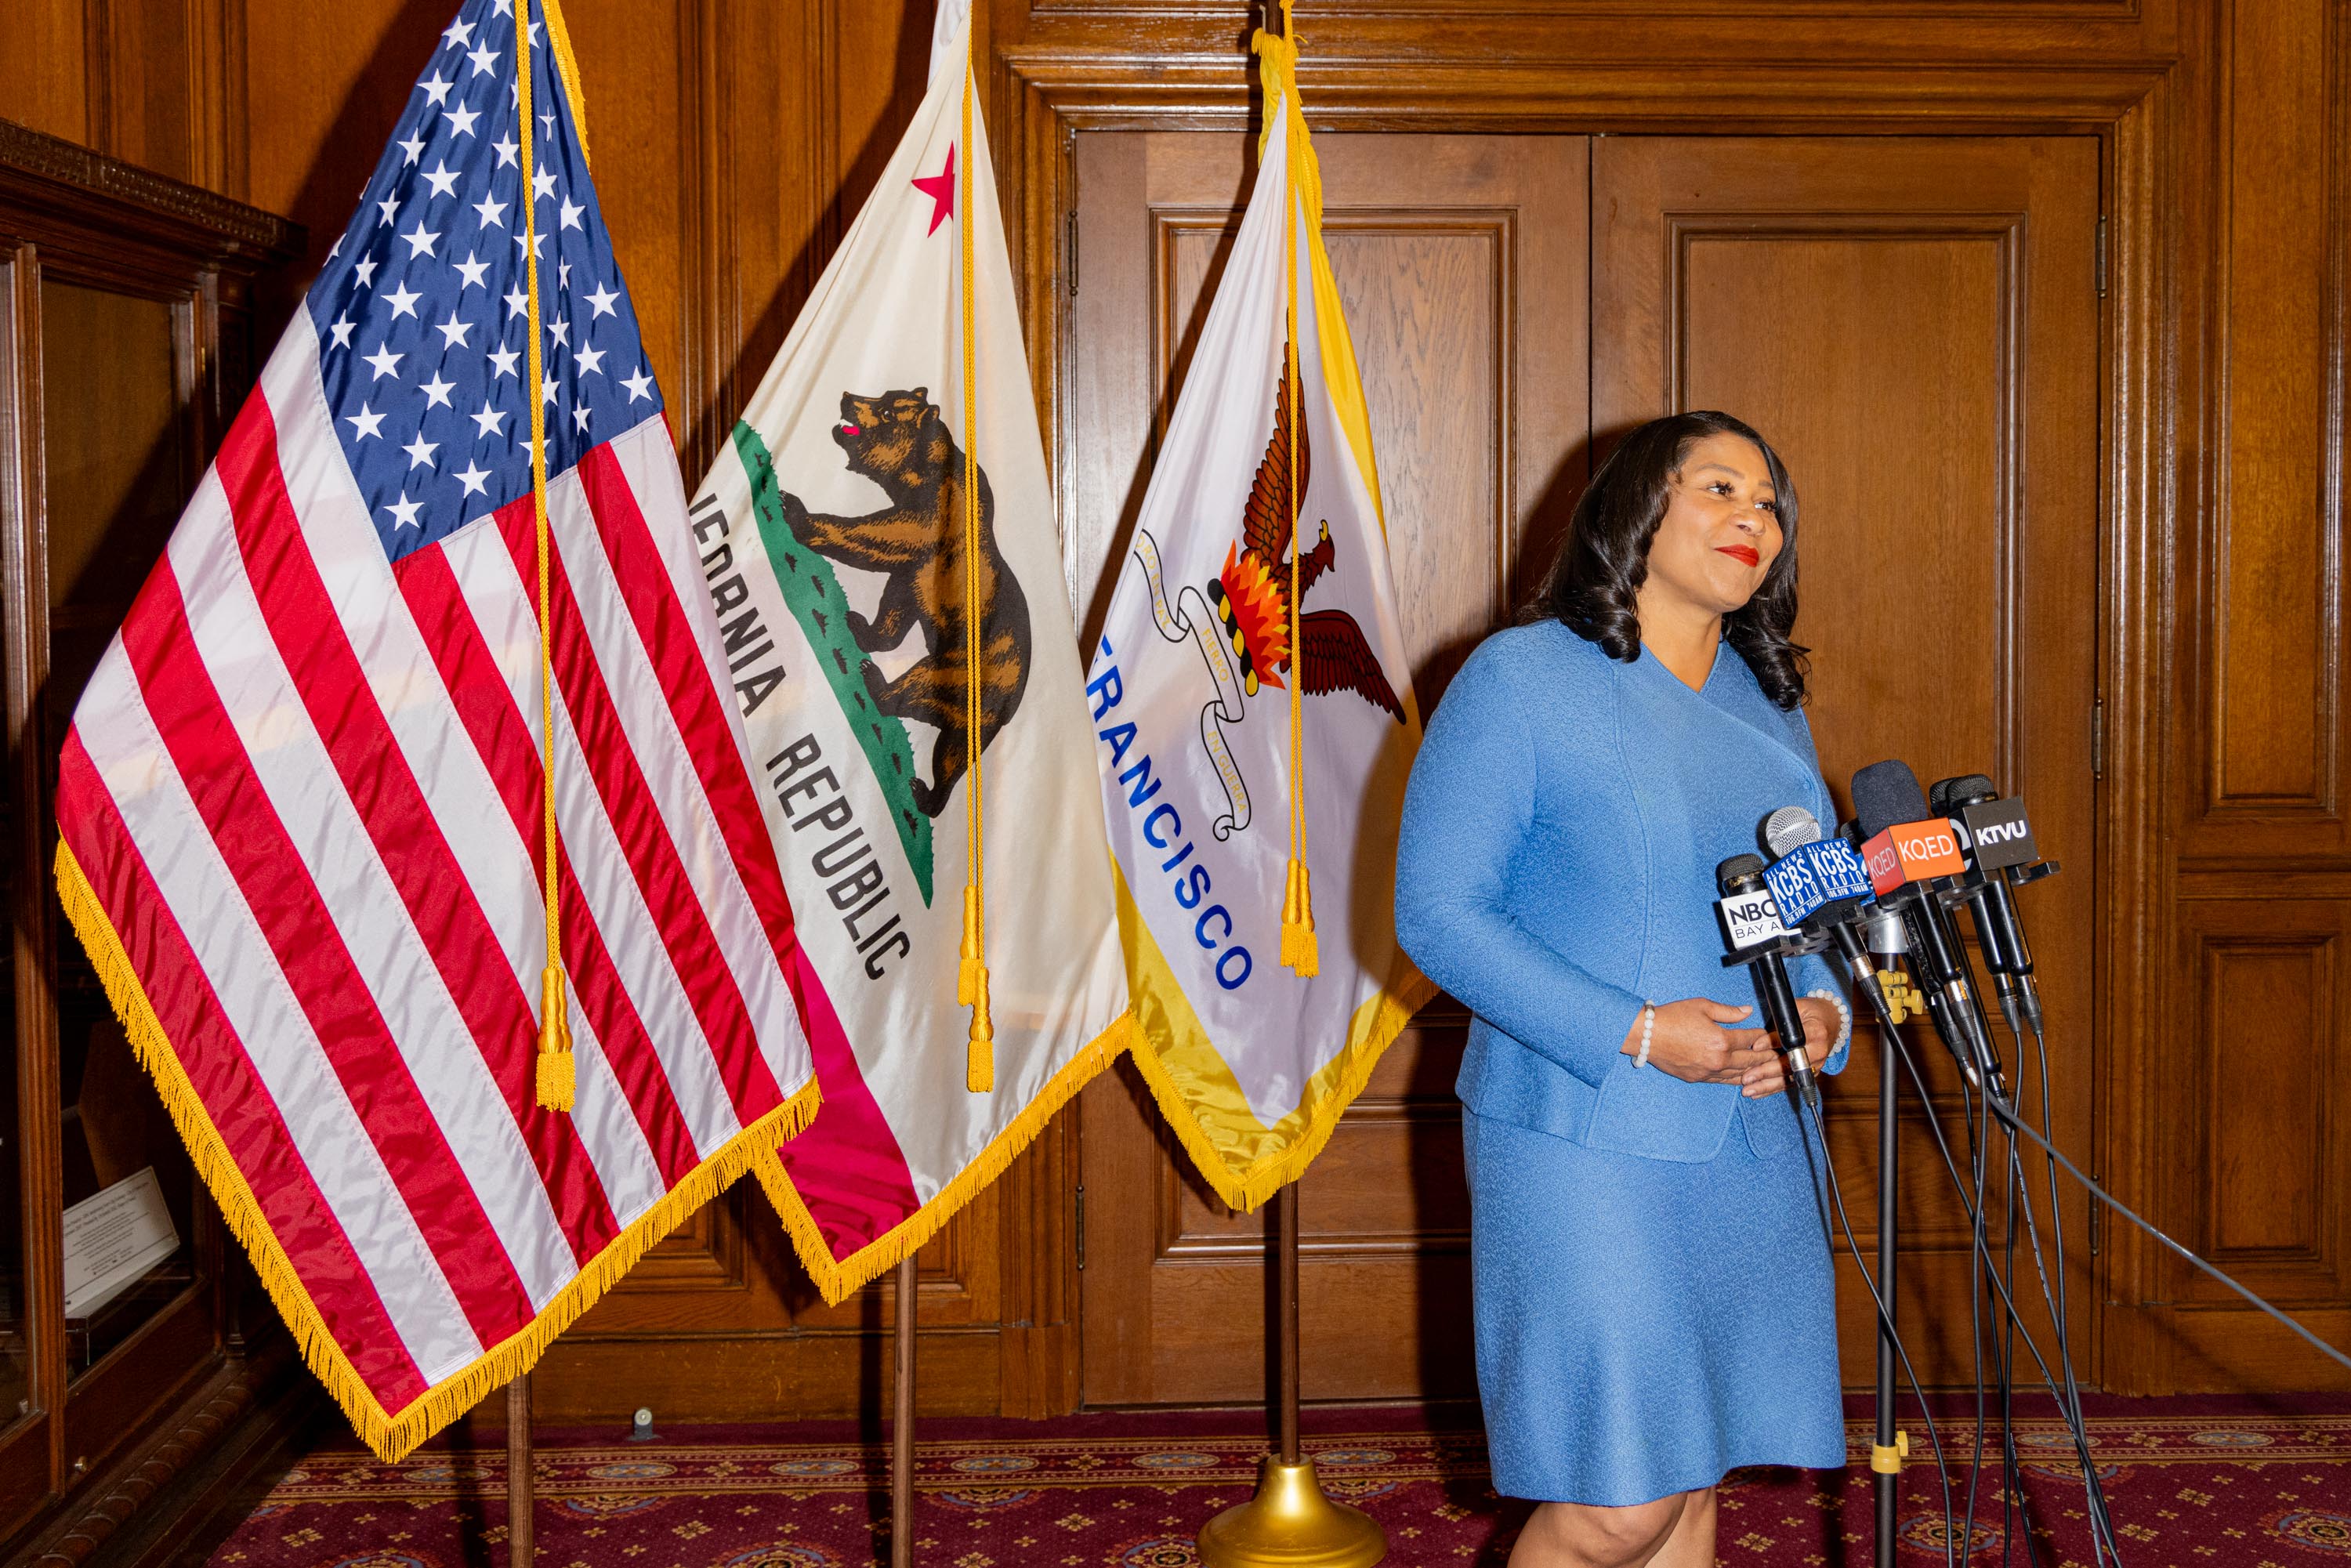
[1086, 26, 1433, 1210]
[51, 0, 818, 1460]
[690, 0, 1136, 1302]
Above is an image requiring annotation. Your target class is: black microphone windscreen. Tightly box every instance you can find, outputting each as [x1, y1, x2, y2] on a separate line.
[1717, 853, 1768, 891]
[1852, 759, 1932, 837]
[1936, 773, 1998, 810]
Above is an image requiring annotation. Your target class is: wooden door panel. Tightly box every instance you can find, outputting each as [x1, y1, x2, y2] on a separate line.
[1595, 136, 2102, 1385]
[1070, 132, 1587, 1407]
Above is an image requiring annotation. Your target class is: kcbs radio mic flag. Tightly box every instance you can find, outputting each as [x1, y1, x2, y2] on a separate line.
[50, 0, 819, 1460]
[1085, 13, 1434, 1210]
[690, 0, 1136, 1301]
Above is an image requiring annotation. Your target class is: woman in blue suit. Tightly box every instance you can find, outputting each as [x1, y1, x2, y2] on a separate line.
[1396, 411, 1852, 1567]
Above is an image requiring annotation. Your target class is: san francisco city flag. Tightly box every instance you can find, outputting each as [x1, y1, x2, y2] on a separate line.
[51, 0, 818, 1459]
[1086, 25, 1434, 1211]
[690, 0, 1135, 1301]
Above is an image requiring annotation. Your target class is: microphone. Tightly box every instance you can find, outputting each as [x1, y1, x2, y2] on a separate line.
[1716, 854, 1820, 1110]
[1852, 760, 2006, 1091]
[1758, 806, 1878, 983]
[1931, 773, 2049, 1034]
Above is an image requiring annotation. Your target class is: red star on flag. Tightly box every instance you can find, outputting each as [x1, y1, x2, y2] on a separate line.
[912, 145, 956, 236]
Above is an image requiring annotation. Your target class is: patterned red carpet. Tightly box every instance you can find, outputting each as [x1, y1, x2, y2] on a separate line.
[208, 1396, 2349, 1567]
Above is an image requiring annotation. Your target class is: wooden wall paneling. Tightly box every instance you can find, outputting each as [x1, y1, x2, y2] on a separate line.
[241, 0, 447, 331]
[88, 0, 196, 186]
[0, 0, 92, 149]
[2139, 0, 2351, 1392]
[672, 0, 811, 481]
[0, 0, 244, 200]
[2155, 890, 2351, 1387]
[2188, 0, 2349, 857]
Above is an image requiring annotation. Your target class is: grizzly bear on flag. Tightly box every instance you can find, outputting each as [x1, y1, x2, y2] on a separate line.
[778, 387, 1034, 819]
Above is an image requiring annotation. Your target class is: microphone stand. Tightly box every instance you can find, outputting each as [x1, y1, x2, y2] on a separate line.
[1873, 1005, 1901, 1568]
[1813, 912, 1922, 1568]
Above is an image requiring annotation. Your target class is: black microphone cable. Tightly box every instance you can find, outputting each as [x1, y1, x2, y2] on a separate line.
[1877, 1014, 2123, 1565]
[2005, 1017, 2114, 1566]
[1974, 1059, 2351, 1374]
[1853, 972, 2127, 1563]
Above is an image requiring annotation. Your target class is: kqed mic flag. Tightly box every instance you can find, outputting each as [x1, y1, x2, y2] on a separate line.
[1086, 20, 1433, 1210]
[52, 0, 818, 1461]
[692, 0, 1136, 1302]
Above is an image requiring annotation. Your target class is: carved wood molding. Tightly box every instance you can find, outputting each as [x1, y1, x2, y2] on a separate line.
[1023, 0, 2146, 17]
[998, 49, 2177, 129]
[0, 118, 298, 263]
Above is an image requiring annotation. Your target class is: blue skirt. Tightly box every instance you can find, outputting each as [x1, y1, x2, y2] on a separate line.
[1464, 1104, 1847, 1505]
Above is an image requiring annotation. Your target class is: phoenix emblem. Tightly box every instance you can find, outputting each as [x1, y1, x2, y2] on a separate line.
[1206, 352, 1406, 723]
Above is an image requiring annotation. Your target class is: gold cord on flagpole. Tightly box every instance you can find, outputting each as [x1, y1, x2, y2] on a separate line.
[1273, 0, 1317, 979]
[520, 0, 573, 1111]
[956, 41, 994, 1091]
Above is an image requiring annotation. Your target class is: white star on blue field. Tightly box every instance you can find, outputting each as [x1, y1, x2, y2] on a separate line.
[306, 0, 663, 563]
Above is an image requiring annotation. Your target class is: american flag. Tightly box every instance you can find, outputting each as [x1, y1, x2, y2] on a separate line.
[53, 0, 817, 1462]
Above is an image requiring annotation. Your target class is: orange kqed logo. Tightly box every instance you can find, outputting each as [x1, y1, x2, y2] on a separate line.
[1893, 824, 1966, 878]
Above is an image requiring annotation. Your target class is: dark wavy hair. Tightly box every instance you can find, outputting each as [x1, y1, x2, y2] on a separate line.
[1527, 411, 1809, 709]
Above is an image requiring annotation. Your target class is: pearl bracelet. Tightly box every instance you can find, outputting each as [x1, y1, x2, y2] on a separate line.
[1635, 1001, 1657, 1069]
[1806, 987, 1853, 1060]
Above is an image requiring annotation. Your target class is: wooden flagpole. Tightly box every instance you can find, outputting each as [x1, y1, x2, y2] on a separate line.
[507, 1374, 534, 1566]
[892, 1255, 918, 1568]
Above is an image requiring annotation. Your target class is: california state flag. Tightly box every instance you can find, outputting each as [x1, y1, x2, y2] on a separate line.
[1087, 28, 1434, 1211]
[688, 0, 1134, 1301]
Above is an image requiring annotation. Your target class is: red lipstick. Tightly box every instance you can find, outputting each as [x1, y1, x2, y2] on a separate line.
[1717, 544, 1760, 568]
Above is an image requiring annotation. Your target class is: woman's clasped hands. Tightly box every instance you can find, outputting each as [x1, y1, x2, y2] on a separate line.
[1624, 996, 1842, 1099]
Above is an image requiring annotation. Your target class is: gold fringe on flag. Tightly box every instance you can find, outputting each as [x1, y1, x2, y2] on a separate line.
[759, 1009, 1142, 1304]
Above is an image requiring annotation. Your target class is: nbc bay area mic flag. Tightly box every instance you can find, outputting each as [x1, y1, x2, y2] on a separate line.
[690, 1, 1136, 1305]
[51, 0, 819, 1461]
[1085, 28, 1435, 1211]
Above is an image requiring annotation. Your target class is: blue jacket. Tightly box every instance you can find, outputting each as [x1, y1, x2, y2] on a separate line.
[1395, 620, 1849, 1164]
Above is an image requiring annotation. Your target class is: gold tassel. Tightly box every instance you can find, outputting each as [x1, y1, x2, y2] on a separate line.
[1281, 857, 1320, 976]
[965, 965, 994, 1092]
[537, 964, 574, 1112]
[958, 885, 983, 1005]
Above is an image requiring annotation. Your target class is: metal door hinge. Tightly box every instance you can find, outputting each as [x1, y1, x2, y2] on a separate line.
[1074, 1182, 1085, 1270]
[1067, 211, 1080, 299]
[2096, 216, 2107, 298]
[2088, 1192, 2102, 1257]
[2092, 698, 2106, 779]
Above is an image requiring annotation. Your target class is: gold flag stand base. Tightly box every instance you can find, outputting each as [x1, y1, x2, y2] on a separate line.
[1198, 1456, 1387, 1567]
[1200, 1182, 1387, 1568]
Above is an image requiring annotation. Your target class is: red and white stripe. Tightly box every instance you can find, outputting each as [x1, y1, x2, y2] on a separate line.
[57, 323, 816, 1421]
